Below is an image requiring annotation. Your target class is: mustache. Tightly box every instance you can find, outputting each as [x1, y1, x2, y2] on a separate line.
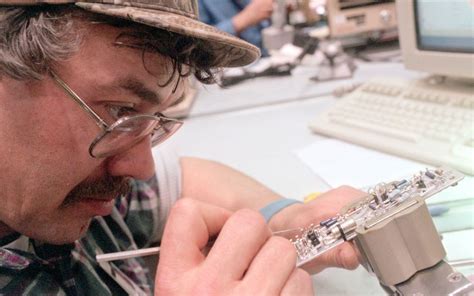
[62, 174, 131, 207]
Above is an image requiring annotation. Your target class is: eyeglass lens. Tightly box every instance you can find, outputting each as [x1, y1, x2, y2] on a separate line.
[90, 116, 182, 158]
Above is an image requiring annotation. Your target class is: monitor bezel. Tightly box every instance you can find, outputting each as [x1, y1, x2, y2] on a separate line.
[396, 0, 474, 79]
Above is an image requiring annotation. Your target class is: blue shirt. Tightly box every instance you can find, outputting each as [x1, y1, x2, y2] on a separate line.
[198, 0, 269, 54]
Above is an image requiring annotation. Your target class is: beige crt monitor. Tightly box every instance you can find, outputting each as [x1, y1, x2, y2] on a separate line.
[396, 0, 474, 79]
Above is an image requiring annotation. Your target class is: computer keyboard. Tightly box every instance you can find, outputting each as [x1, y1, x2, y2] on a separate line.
[309, 77, 474, 175]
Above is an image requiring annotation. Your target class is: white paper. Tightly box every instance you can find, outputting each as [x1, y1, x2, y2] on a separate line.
[295, 139, 428, 189]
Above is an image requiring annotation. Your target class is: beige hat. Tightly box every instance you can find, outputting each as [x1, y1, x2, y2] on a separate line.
[0, 0, 260, 67]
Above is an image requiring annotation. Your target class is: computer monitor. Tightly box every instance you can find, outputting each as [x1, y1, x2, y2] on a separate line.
[327, 0, 398, 38]
[397, 0, 474, 79]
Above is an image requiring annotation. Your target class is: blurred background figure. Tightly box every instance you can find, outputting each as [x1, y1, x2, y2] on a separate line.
[198, 0, 273, 54]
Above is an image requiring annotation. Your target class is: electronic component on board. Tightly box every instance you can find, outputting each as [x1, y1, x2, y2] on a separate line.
[290, 167, 464, 267]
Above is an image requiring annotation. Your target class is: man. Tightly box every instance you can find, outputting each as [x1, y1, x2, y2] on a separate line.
[0, 1, 363, 294]
[198, 0, 272, 53]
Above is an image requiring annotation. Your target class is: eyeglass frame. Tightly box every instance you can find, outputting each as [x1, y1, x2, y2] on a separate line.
[49, 70, 183, 158]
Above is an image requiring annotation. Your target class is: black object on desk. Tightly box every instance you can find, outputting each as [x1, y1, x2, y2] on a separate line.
[219, 63, 293, 87]
[219, 38, 319, 87]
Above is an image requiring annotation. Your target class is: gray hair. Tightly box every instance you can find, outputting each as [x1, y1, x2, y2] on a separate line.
[0, 6, 220, 84]
[0, 7, 82, 80]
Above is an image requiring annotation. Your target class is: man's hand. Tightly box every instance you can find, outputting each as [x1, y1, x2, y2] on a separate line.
[155, 199, 313, 295]
[233, 0, 273, 34]
[270, 186, 367, 274]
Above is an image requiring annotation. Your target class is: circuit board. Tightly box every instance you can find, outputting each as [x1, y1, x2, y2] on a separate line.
[291, 167, 464, 267]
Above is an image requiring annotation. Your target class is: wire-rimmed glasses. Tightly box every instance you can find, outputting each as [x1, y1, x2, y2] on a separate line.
[50, 71, 183, 158]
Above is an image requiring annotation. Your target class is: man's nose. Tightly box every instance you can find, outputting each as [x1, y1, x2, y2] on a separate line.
[106, 137, 155, 181]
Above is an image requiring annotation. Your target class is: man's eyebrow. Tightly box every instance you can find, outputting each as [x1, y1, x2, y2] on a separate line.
[169, 89, 187, 107]
[119, 78, 162, 104]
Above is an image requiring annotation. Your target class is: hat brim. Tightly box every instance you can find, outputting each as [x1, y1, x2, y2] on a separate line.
[76, 2, 261, 67]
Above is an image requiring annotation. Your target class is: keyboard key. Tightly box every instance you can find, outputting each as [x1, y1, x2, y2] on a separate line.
[452, 139, 474, 162]
[330, 117, 419, 142]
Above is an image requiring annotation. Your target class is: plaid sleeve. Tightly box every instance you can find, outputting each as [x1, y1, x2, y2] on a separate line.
[117, 144, 182, 249]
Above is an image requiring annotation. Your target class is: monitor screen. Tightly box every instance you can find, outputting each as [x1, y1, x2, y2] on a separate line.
[397, 0, 474, 79]
[415, 0, 474, 53]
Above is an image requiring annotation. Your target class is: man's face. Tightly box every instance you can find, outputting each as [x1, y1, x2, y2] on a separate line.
[0, 24, 185, 244]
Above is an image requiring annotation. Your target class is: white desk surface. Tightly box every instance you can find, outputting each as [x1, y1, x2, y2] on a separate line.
[171, 61, 422, 198]
[189, 60, 421, 117]
[158, 60, 443, 295]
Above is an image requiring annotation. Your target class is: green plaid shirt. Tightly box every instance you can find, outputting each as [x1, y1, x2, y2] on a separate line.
[0, 175, 172, 295]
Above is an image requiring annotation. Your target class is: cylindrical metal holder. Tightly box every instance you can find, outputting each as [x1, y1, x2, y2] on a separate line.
[261, 0, 294, 51]
[354, 200, 446, 287]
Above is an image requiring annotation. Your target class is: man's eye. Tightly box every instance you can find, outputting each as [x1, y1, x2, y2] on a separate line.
[108, 105, 138, 119]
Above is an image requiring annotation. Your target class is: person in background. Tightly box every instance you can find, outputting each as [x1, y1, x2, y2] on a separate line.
[0, 0, 363, 294]
[198, 0, 273, 54]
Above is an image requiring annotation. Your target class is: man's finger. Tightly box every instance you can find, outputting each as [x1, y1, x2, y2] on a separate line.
[280, 268, 314, 296]
[242, 236, 297, 294]
[203, 209, 271, 280]
[302, 242, 359, 274]
[158, 198, 231, 273]
[322, 243, 359, 269]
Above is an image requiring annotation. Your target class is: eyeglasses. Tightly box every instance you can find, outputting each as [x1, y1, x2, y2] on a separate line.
[50, 71, 183, 158]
